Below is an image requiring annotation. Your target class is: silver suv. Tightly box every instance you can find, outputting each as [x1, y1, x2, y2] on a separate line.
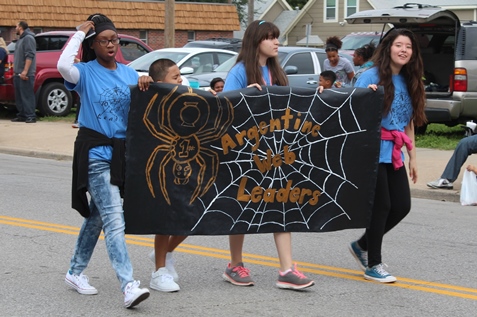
[346, 3, 477, 132]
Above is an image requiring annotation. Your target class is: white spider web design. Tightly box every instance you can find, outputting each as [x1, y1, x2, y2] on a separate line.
[189, 86, 380, 233]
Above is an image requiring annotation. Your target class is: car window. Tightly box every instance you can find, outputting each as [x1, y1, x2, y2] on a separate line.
[217, 53, 234, 69]
[462, 27, 477, 60]
[283, 52, 314, 74]
[7, 41, 16, 53]
[181, 53, 216, 74]
[215, 55, 237, 72]
[314, 52, 327, 71]
[119, 39, 150, 62]
[341, 34, 381, 50]
[36, 36, 69, 51]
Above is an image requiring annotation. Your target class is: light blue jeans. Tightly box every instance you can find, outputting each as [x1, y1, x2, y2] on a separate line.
[441, 134, 477, 182]
[69, 160, 133, 292]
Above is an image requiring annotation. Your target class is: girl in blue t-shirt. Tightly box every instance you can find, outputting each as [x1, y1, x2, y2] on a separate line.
[57, 13, 149, 308]
[222, 20, 314, 290]
[348, 29, 426, 283]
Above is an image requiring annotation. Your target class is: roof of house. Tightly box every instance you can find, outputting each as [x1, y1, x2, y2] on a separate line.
[1, 0, 240, 31]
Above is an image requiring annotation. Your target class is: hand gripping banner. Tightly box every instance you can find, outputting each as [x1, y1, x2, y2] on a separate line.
[124, 84, 383, 235]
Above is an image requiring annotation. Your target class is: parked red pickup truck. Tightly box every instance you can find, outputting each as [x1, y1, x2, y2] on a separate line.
[1, 31, 152, 116]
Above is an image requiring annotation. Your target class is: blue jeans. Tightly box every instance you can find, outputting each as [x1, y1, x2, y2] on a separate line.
[441, 135, 477, 182]
[13, 75, 36, 120]
[69, 160, 133, 292]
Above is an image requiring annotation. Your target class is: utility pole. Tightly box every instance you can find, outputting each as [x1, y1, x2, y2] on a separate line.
[248, 0, 254, 26]
[165, 0, 175, 48]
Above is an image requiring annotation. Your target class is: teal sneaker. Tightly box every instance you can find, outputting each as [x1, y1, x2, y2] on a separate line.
[348, 241, 367, 271]
[364, 263, 397, 283]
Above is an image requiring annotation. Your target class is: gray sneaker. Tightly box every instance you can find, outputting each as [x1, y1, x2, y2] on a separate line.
[276, 264, 314, 290]
[222, 262, 254, 286]
[427, 178, 453, 189]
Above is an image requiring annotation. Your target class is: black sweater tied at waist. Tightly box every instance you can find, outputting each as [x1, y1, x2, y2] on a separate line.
[72, 127, 126, 217]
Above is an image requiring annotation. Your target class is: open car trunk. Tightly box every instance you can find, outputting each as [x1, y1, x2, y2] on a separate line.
[346, 3, 460, 98]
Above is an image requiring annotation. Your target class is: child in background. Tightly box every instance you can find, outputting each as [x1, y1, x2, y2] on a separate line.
[210, 77, 225, 93]
[222, 20, 314, 290]
[138, 58, 185, 293]
[323, 36, 355, 87]
[351, 43, 376, 86]
[319, 70, 337, 89]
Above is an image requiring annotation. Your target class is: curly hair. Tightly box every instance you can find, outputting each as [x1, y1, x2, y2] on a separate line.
[371, 29, 426, 127]
[235, 20, 288, 86]
[325, 36, 342, 52]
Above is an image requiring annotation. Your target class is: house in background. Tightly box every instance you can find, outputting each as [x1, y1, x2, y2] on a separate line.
[234, 0, 300, 41]
[0, 0, 240, 50]
[237, 0, 476, 47]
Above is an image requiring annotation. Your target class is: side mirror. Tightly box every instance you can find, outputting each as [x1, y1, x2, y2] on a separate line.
[284, 65, 298, 75]
[180, 67, 194, 75]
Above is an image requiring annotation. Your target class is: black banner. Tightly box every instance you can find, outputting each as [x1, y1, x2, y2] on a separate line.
[124, 84, 383, 235]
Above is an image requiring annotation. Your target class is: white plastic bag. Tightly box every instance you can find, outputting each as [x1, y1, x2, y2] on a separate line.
[460, 169, 477, 206]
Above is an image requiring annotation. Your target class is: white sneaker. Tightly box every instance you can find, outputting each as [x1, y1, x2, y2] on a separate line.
[65, 271, 98, 295]
[165, 252, 179, 282]
[150, 267, 180, 292]
[124, 280, 150, 308]
[148, 250, 179, 282]
[427, 178, 453, 189]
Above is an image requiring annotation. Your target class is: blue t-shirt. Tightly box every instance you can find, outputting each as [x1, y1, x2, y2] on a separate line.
[65, 60, 139, 161]
[323, 57, 355, 87]
[223, 62, 272, 91]
[355, 67, 413, 164]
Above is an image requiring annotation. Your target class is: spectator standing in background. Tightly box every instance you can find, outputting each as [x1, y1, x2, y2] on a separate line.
[427, 134, 477, 189]
[0, 37, 9, 84]
[323, 36, 354, 88]
[210, 77, 224, 93]
[12, 21, 37, 123]
[351, 43, 376, 86]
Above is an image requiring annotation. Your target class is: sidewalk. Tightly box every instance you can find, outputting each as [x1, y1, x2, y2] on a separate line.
[0, 119, 465, 203]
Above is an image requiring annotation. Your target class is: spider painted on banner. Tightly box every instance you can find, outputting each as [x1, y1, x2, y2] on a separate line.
[143, 86, 233, 205]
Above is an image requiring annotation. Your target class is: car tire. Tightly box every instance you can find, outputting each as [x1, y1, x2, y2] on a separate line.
[38, 82, 73, 117]
[415, 124, 428, 135]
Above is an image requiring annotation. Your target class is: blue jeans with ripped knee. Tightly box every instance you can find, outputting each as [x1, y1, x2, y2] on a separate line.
[69, 160, 133, 292]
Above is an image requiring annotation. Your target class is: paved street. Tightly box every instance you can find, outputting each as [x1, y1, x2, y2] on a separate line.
[1, 153, 477, 316]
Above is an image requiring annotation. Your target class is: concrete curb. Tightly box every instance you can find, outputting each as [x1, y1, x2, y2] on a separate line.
[0, 147, 73, 161]
[410, 187, 460, 203]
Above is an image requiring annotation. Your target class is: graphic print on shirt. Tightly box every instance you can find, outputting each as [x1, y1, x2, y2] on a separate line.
[95, 85, 131, 122]
[388, 87, 412, 127]
[335, 69, 348, 85]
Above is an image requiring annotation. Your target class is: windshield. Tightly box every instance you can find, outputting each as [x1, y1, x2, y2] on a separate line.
[341, 34, 381, 50]
[128, 51, 189, 71]
[214, 56, 237, 72]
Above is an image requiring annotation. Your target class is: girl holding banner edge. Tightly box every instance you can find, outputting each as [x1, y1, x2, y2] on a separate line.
[221, 20, 314, 290]
[347, 29, 426, 282]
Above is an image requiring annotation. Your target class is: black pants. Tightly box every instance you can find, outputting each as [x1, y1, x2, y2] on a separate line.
[357, 163, 411, 268]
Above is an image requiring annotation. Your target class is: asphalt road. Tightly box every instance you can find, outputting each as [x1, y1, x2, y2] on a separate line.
[1, 153, 477, 316]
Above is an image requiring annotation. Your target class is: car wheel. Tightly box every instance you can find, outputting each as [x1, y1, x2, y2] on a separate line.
[38, 82, 73, 117]
[415, 124, 428, 135]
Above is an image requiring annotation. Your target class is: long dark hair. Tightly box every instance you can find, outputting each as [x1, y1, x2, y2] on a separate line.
[81, 13, 114, 63]
[371, 29, 426, 126]
[235, 20, 288, 86]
